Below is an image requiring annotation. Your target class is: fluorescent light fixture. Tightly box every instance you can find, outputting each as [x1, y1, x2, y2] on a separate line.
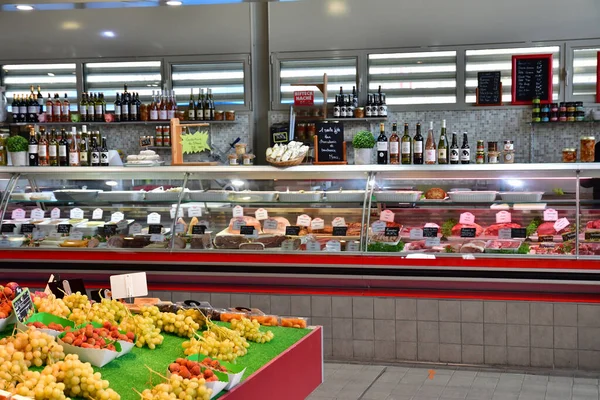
[86, 61, 161, 69]
[16, 5, 34, 11]
[166, 0, 182, 5]
[101, 31, 116, 38]
[62, 21, 80, 30]
[105, 180, 118, 187]
[3, 63, 75, 71]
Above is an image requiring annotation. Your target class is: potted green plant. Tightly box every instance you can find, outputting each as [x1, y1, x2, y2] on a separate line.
[352, 130, 376, 165]
[6, 135, 29, 166]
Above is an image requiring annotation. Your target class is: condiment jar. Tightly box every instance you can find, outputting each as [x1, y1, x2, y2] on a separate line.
[242, 154, 255, 165]
[476, 151, 485, 164]
[576, 111, 585, 122]
[228, 154, 240, 165]
[488, 151, 500, 164]
[214, 111, 224, 121]
[235, 143, 247, 156]
[476, 140, 484, 152]
[225, 111, 236, 121]
[562, 148, 577, 163]
[354, 107, 365, 118]
[503, 151, 515, 164]
[581, 136, 596, 162]
[488, 141, 498, 152]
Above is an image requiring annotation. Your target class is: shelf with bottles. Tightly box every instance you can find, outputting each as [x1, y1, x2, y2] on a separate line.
[5, 120, 237, 127]
[530, 119, 598, 125]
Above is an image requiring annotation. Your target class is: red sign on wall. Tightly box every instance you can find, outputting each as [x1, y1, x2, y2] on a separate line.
[294, 91, 314, 106]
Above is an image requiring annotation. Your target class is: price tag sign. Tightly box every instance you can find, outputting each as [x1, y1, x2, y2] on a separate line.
[332, 217, 346, 227]
[233, 205, 244, 218]
[30, 208, 45, 220]
[459, 212, 475, 225]
[285, 226, 301, 236]
[539, 235, 554, 243]
[20, 224, 35, 234]
[371, 221, 386, 234]
[11, 208, 25, 220]
[332, 226, 348, 236]
[170, 207, 184, 219]
[296, 214, 312, 227]
[103, 225, 117, 237]
[92, 208, 104, 220]
[188, 206, 202, 218]
[410, 228, 424, 240]
[148, 224, 163, 235]
[150, 234, 165, 242]
[70, 208, 84, 220]
[380, 210, 395, 223]
[12, 287, 34, 324]
[263, 218, 279, 230]
[240, 226, 258, 238]
[423, 227, 438, 238]
[198, 220, 210, 229]
[498, 229, 512, 239]
[281, 240, 297, 252]
[147, 212, 161, 224]
[511, 228, 527, 239]
[496, 211, 512, 224]
[1, 224, 16, 233]
[191, 225, 206, 235]
[346, 241, 360, 252]
[49, 232, 63, 240]
[32, 229, 46, 241]
[326, 240, 341, 252]
[57, 224, 72, 234]
[116, 220, 128, 230]
[175, 223, 186, 234]
[562, 231, 577, 242]
[255, 208, 269, 221]
[306, 241, 321, 252]
[70, 231, 84, 241]
[129, 223, 143, 235]
[232, 218, 245, 231]
[311, 218, 325, 230]
[111, 212, 124, 223]
[50, 208, 61, 220]
[554, 218, 570, 232]
[544, 209, 558, 222]
[460, 227, 477, 238]
[425, 237, 441, 247]
[385, 227, 400, 237]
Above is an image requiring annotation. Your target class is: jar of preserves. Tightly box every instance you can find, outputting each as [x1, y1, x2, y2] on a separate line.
[576, 101, 584, 112]
[541, 104, 550, 113]
[225, 111, 236, 121]
[228, 154, 239, 165]
[567, 102, 576, 113]
[559, 102, 567, 112]
[551, 103, 559, 113]
[307, 123, 317, 142]
[140, 104, 149, 121]
[503, 151, 515, 164]
[550, 111, 558, 122]
[476, 151, 485, 164]
[488, 151, 500, 164]
[541, 112, 549, 122]
[162, 126, 171, 147]
[581, 136, 596, 162]
[214, 110, 224, 121]
[562, 148, 577, 163]
[559, 111, 567, 122]
[354, 107, 365, 118]
[235, 143, 247, 156]
[476, 140, 484, 151]
[487, 141, 498, 152]
[155, 126, 163, 147]
[242, 154, 255, 165]
[576, 111, 585, 122]
[567, 112, 575, 122]
[532, 112, 541, 122]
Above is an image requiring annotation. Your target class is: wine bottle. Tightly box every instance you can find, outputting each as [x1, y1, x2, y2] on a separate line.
[38, 128, 48, 166]
[401, 123, 412, 165]
[37, 86, 44, 115]
[460, 132, 470, 164]
[79, 93, 87, 122]
[437, 119, 448, 164]
[61, 93, 70, 122]
[338, 87, 345, 118]
[114, 93, 122, 122]
[58, 129, 69, 166]
[11, 96, 18, 122]
[425, 122, 436, 165]
[91, 138, 100, 167]
[389, 122, 400, 165]
[69, 131, 79, 167]
[188, 89, 196, 121]
[79, 126, 89, 167]
[100, 137, 109, 166]
[376, 122, 388, 165]
[449, 132, 459, 164]
[333, 93, 341, 118]
[87, 93, 95, 122]
[413, 123, 423, 165]
[28, 127, 39, 166]
[49, 129, 58, 166]
[53, 93, 62, 122]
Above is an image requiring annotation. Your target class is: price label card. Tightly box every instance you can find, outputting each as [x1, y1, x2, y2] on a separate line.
[462, 254, 476, 260]
[32, 229, 46, 241]
[150, 234, 165, 242]
[585, 232, 600, 241]
[50, 208, 61, 220]
[240, 226, 258, 238]
[539, 235, 554, 243]
[30, 208, 45, 220]
[147, 212, 161, 224]
[332, 217, 346, 227]
[233, 205, 244, 218]
[129, 223, 143, 235]
[1, 224, 15, 233]
[12, 287, 34, 324]
[111, 212, 124, 223]
[511, 228, 527, 239]
[148, 224, 163, 235]
[70, 231, 84, 241]
[281, 240, 297, 252]
[92, 208, 104, 220]
[544, 209, 558, 222]
[198, 220, 210, 229]
[371, 221, 387, 234]
[188, 206, 202, 218]
[423, 227, 439, 238]
[385, 227, 400, 237]
[496, 211, 512, 224]
[410, 228, 424, 240]
[562, 231, 577, 242]
[425, 237, 441, 247]
[332, 226, 348, 236]
[311, 218, 325, 230]
[20, 224, 35, 234]
[380, 210, 395, 223]
[116, 220, 128, 230]
[326, 240, 341, 252]
[170, 207, 184, 219]
[70, 208, 84, 220]
[346, 241, 360, 252]
[255, 208, 268, 221]
[498, 229, 512, 239]
[554, 218, 570, 232]
[232, 218, 245, 231]
[57, 224, 72, 234]
[306, 241, 321, 252]
[49, 232, 63, 240]
[103, 225, 117, 237]
[285, 226, 301, 236]
[459, 212, 475, 225]
[296, 214, 312, 227]
[175, 223, 186, 234]
[191, 225, 206, 235]
[263, 218, 279, 230]
[11, 208, 25, 220]
[460, 227, 477, 238]
[0, 237, 10, 247]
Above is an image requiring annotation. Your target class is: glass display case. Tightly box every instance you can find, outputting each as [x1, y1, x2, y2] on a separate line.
[1, 164, 600, 260]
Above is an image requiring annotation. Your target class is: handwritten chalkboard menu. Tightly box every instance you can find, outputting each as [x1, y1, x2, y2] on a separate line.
[285, 226, 301, 236]
[148, 224, 163, 234]
[12, 287, 34, 323]
[460, 228, 477, 238]
[314, 122, 347, 164]
[512, 54, 553, 104]
[476, 71, 502, 105]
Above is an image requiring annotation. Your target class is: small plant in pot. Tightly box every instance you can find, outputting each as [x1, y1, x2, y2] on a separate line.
[6, 135, 29, 166]
[352, 130, 376, 165]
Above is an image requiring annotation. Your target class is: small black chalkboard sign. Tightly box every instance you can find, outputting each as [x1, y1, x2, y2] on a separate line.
[1, 224, 16, 233]
[12, 287, 34, 323]
[461, 228, 477, 238]
[511, 228, 527, 239]
[314, 122, 346, 164]
[585, 232, 600, 241]
[192, 225, 206, 235]
[148, 224, 163, 234]
[57, 224, 72, 234]
[476, 71, 502, 105]
[512, 54, 553, 104]
[240, 226, 256, 236]
[562, 232, 577, 242]
[20, 224, 35, 234]
[333, 226, 348, 237]
[103, 224, 117, 237]
[140, 137, 152, 147]
[538, 235, 554, 243]
[285, 226, 301, 236]
[423, 227, 439, 238]
[385, 227, 400, 237]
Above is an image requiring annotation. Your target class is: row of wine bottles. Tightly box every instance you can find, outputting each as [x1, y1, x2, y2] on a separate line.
[376, 121, 471, 165]
[11, 86, 70, 123]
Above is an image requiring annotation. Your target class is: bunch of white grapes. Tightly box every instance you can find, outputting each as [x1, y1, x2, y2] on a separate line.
[140, 372, 210, 400]
[182, 329, 248, 362]
[231, 318, 275, 344]
[32, 294, 70, 318]
[158, 312, 200, 338]
[0, 328, 65, 368]
[119, 314, 164, 350]
[63, 292, 90, 311]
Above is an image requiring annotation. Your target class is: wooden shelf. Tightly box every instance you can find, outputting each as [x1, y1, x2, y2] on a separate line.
[4, 120, 237, 127]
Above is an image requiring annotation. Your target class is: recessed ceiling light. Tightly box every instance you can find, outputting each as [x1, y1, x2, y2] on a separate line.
[101, 31, 116, 38]
[166, 0, 182, 5]
[16, 5, 34, 11]
[47, 73, 55, 77]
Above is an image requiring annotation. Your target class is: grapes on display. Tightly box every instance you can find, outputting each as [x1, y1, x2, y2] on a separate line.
[231, 317, 274, 344]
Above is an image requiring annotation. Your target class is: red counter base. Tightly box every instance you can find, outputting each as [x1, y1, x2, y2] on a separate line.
[222, 327, 323, 400]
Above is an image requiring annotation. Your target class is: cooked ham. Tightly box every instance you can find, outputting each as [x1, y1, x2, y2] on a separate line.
[451, 223, 483, 237]
[483, 223, 521, 236]
[227, 216, 262, 234]
[262, 217, 290, 235]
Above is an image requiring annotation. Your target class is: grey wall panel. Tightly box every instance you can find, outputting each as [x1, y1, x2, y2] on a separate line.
[0, 3, 251, 61]
[269, 0, 600, 52]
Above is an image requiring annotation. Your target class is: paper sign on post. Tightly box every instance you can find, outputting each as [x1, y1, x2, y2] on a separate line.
[425, 237, 441, 247]
[92, 208, 104, 220]
[459, 212, 475, 225]
[150, 234, 165, 242]
[110, 272, 148, 300]
[30, 208, 45, 220]
[498, 229, 512, 239]
[371, 221, 386, 234]
[311, 218, 325, 230]
[11, 209, 25, 220]
[232, 206, 244, 218]
[554, 218, 570, 232]
[346, 241, 360, 252]
[255, 208, 268, 220]
[332, 217, 346, 227]
[170, 208, 183, 219]
[70, 208, 84, 219]
[111, 212, 124, 223]
[147, 213, 161, 224]
[116, 220, 128, 230]
[129, 223, 142, 235]
[306, 241, 321, 252]
[296, 214, 312, 227]
[544, 209, 558, 222]
[70, 231, 83, 241]
[188, 206, 202, 218]
[50, 208, 61, 219]
[380, 210, 395, 223]
[32, 229, 46, 241]
[232, 218, 245, 231]
[410, 228, 424, 240]
[263, 219, 278, 230]
[496, 211, 512, 224]
[325, 240, 341, 252]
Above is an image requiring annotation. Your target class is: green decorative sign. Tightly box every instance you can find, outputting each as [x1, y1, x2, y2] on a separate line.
[181, 130, 211, 155]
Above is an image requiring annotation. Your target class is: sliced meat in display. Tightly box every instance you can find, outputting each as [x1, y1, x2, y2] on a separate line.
[451, 223, 483, 237]
[483, 223, 521, 236]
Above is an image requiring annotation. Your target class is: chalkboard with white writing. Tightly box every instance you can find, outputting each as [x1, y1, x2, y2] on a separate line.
[477, 71, 502, 105]
[512, 55, 552, 104]
[314, 122, 346, 164]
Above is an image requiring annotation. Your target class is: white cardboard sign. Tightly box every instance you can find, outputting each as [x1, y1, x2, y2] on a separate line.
[380, 210, 395, 223]
[11, 208, 25, 220]
[30, 208, 45, 220]
[110, 272, 148, 300]
[544, 209, 558, 222]
[50, 208, 61, 219]
[232, 206, 244, 218]
[311, 218, 325, 230]
[92, 208, 104, 220]
[332, 217, 346, 227]
[255, 208, 268, 220]
[296, 214, 312, 227]
[496, 211, 512, 224]
[459, 212, 475, 225]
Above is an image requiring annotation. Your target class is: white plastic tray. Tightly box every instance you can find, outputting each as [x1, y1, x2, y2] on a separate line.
[374, 191, 422, 203]
[447, 191, 497, 203]
[278, 192, 323, 202]
[499, 192, 544, 202]
[325, 191, 365, 202]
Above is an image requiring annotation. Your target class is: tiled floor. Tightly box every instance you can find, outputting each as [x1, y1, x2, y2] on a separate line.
[308, 363, 600, 400]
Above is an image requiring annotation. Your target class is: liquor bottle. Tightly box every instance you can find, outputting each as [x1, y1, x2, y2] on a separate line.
[197, 89, 205, 121]
[28, 127, 39, 166]
[130, 92, 138, 121]
[425, 122, 437, 165]
[460, 132, 470, 164]
[27, 92, 38, 123]
[365, 94, 373, 118]
[38, 128, 48, 166]
[94, 93, 103, 122]
[449, 132, 459, 164]
[207, 89, 215, 121]
[372, 91, 379, 117]
[376, 122, 388, 165]
[167, 90, 176, 120]
[48, 129, 58, 166]
[352, 86, 358, 109]
[37, 86, 44, 115]
[333, 94, 341, 118]
[58, 129, 68, 166]
[100, 137, 109, 166]
[101, 93, 107, 117]
[120, 92, 128, 122]
[79, 126, 89, 166]
[114, 93, 122, 122]
[413, 123, 424, 164]
[378, 86, 387, 118]
[90, 137, 100, 167]
[159, 91, 168, 121]
[150, 91, 158, 121]
[87, 93, 95, 122]
[389, 122, 400, 165]
[53, 94, 62, 122]
[11, 96, 18, 122]
[69, 131, 79, 166]
[203, 89, 211, 121]
[346, 94, 355, 118]
[401, 123, 412, 165]
[79, 93, 87, 122]
[188, 89, 196, 121]
[337, 87, 345, 118]
[437, 120, 448, 164]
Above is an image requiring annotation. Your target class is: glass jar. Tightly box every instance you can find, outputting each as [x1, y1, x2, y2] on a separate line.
[562, 148, 577, 163]
[576, 101, 584, 112]
[503, 151, 515, 164]
[532, 112, 541, 122]
[559, 111, 567, 122]
[476, 151, 485, 164]
[225, 111, 236, 121]
[551, 103, 559, 113]
[242, 154, 255, 165]
[155, 126, 163, 147]
[576, 111, 585, 122]
[581, 136, 596, 162]
[307, 123, 317, 142]
[541, 104, 550, 113]
[487, 141, 498, 152]
[541, 112, 549, 122]
[140, 104, 149, 121]
[476, 140, 484, 152]
[488, 151, 500, 164]
[354, 107, 365, 118]
[0, 133, 7, 166]
[559, 102, 567, 112]
[228, 154, 239, 165]
[550, 111, 558, 122]
[503, 140, 514, 152]
[567, 112, 575, 122]
[214, 110, 224, 121]
[296, 123, 307, 142]
[235, 143, 247, 156]
[567, 102, 576, 113]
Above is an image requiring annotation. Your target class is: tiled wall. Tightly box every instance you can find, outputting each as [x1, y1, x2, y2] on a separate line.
[150, 290, 600, 371]
[270, 109, 599, 164]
